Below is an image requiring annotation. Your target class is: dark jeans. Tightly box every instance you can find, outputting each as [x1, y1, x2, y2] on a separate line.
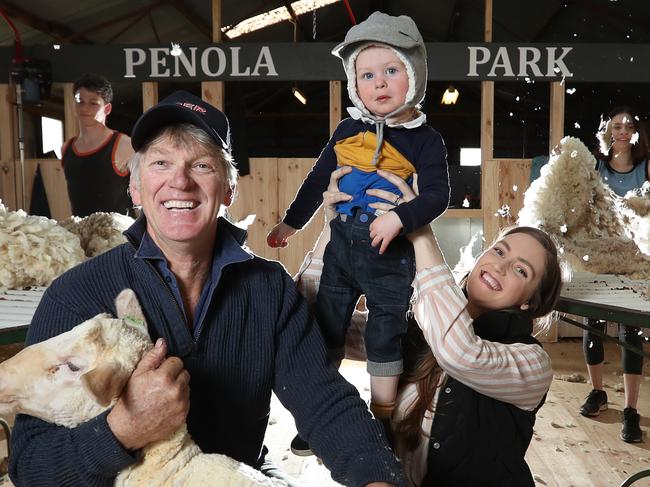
[315, 211, 415, 376]
[583, 319, 644, 374]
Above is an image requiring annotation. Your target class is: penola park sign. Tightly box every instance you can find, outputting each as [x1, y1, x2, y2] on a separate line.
[1, 42, 649, 82]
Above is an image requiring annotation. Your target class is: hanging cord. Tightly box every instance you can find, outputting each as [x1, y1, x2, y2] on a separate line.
[342, 0, 357, 25]
[0, 7, 23, 64]
[312, 8, 317, 40]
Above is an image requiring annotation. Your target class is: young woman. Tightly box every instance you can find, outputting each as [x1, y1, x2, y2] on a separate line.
[297, 167, 563, 486]
[579, 106, 650, 443]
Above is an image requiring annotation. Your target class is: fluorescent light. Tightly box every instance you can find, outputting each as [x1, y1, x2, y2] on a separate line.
[441, 86, 459, 105]
[292, 87, 307, 105]
[223, 0, 339, 38]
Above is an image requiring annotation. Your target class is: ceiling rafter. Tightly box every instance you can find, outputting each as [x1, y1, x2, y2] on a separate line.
[170, 0, 213, 40]
[106, 9, 149, 44]
[0, 0, 91, 43]
[63, 0, 167, 43]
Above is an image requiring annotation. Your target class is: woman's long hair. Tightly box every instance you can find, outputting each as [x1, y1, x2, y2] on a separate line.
[394, 317, 442, 451]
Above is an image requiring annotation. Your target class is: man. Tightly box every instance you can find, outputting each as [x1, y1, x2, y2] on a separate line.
[10, 91, 403, 487]
[61, 73, 134, 216]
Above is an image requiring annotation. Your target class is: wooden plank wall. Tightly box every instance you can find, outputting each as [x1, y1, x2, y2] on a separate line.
[482, 158, 532, 244]
[222, 158, 323, 277]
[0, 159, 72, 220]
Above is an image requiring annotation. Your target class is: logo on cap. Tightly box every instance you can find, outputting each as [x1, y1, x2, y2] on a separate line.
[176, 102, 207, 114]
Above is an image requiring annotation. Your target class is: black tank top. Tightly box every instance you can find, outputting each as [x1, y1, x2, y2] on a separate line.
[62, 131, 132, 217]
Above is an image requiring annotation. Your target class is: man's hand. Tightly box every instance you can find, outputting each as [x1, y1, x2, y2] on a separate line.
[107, 338, 190, 451]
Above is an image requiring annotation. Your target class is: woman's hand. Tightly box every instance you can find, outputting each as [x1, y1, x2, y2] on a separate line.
[368, 170, 434, 245]
[323, 166, 353, 222]
[367, 169, 418, 208]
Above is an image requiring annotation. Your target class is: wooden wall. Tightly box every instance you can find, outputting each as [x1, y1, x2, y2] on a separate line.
[229, 158, 324, 276]
[0, 158, 71, 220]
[482, 158, 532, 243]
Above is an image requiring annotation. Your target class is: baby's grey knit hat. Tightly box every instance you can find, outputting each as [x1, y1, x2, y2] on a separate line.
[332, 11, 427, 120]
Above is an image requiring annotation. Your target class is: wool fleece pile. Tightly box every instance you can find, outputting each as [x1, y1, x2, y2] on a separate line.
[519, 136, 650, 280]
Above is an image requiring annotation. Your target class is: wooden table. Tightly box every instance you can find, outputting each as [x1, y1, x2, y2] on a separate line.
[555, 272, 650, 487]
[557, 271, 650, 328]
[0, 287, 45, 345]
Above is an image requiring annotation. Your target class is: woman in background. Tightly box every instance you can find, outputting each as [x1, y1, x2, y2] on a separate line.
[579, 106, 649, 443]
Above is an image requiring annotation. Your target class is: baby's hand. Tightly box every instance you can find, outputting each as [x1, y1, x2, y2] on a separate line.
[267, 222, 297, 248]
[369, 211, 403, 254]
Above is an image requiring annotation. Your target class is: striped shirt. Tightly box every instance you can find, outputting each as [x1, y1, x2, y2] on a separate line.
[395, 264, 553, 486]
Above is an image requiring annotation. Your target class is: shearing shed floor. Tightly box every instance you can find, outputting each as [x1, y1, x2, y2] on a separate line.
[264, 340, 650, 487]
[1, 339, 649, 487]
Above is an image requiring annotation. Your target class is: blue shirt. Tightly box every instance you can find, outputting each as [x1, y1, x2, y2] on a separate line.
[596, 159, 648, 196]
[134, 224, 249, 336]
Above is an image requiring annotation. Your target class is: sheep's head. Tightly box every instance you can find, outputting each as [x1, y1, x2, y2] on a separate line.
[0, 289, 151, 427]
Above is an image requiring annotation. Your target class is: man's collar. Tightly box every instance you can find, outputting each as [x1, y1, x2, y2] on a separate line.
[125, 214, 253, 266]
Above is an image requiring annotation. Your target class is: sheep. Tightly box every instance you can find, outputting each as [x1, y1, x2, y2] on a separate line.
[0, 289, 285, 486]
[518, 136, 650, 279]
[59, 212, 134, 258]
[0, 202, 85, 291]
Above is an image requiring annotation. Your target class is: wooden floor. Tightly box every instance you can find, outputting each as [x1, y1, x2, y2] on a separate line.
[1, 339, 649, 486]
[526, 339, 650, 487]
[264, 339, 650, 487]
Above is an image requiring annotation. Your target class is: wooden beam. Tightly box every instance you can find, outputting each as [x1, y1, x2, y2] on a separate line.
[170, 0, 212, 40]
[142, 82, 159, 111]
[0, 84, 17, 209]
[0, 1, 89, 43]
[201, 0, 224, 110]
[549, 81, 565, 154]
[481, 0, 494, 238]
[106, 10, 149, 44]
[63, 0, 167, 43]
[210, 0, 222, 43]
[0, 84, 14, 162]
[201, 82, 224, 111]
[480, 80, 494, 240]
[62, 83, 76, 142]
[484, 0, 493, 42]
[329, 80, 341, 136]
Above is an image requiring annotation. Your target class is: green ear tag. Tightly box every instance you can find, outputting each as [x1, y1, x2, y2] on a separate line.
[124, 315, 146, 328]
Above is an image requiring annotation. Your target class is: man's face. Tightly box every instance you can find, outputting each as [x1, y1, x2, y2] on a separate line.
[130, 135, 232, 253]
[74, 87, 111, 126]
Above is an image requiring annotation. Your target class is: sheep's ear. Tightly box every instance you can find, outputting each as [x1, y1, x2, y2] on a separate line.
[115, 289, 145, 325]
[81, 364, 128, 407]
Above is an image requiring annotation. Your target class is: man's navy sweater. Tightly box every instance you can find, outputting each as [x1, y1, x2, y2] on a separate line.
[9, 216, 404, 487]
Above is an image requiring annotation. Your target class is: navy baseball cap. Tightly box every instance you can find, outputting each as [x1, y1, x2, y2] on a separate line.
[131, 90, 231, 152]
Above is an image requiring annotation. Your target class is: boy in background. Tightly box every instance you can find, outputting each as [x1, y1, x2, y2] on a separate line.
[61, 73, 133, 217]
